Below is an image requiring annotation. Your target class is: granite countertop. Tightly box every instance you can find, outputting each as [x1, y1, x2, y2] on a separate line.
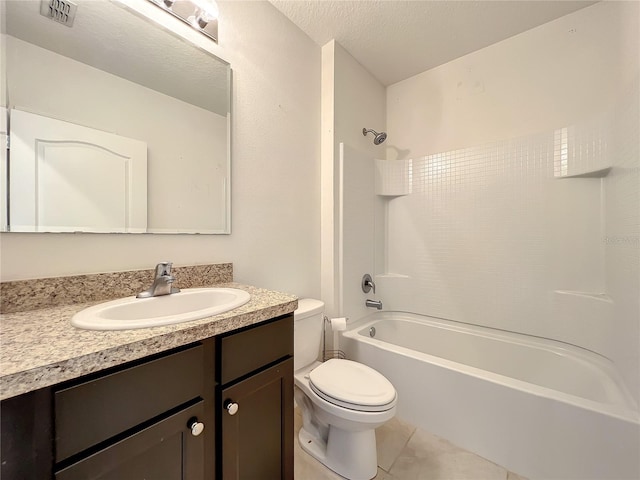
[0, 282, 297, 401]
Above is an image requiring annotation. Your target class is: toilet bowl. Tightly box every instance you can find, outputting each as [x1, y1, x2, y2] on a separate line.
[294, 299, 397, 480]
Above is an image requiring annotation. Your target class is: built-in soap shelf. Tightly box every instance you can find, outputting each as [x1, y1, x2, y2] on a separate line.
[375, 159, 411, 196]
[375, 273, 411, 279]
[553, 290, 612, 303]
[555, 166, 612, 179]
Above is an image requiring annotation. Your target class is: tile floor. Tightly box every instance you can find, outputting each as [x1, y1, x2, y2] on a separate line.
[294, 409, 527, 480]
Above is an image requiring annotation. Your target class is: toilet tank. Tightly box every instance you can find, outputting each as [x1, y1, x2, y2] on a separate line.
[294, 299, 324, 371]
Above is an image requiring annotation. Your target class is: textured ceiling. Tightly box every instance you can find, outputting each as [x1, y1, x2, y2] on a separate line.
[269, 0, 597, 86]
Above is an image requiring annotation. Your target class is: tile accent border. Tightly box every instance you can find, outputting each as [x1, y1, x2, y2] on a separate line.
[0, 263, 233, 314]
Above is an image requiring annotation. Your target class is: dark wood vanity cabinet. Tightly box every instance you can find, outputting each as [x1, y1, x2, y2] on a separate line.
[0, 313, 294, 480]
[1, 341, 215, 480]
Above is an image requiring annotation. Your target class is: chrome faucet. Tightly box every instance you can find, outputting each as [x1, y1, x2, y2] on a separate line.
[137, 262, 180, 298]
[366, 299, 383, 310]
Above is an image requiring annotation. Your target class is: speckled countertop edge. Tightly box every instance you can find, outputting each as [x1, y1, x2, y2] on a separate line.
[0, 282, 297, 400]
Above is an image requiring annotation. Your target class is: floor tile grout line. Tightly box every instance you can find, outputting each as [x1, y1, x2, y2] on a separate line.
[383, 425, 418, 475]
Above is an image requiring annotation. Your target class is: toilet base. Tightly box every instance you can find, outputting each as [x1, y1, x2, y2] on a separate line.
[299, 425, 378, 480]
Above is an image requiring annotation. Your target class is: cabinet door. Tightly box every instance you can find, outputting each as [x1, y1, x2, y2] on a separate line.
[0, 387, 53, 479]
[55, 401, 206, 480]
[221, 358, 293, 480]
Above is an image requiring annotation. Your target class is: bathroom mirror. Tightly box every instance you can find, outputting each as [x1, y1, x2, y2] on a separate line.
[0, 0, 231, 234]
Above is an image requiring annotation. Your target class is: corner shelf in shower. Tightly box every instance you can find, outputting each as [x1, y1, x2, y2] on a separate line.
[376, 273, 411, 279]
[376, 192, 411, 197]
[555, 166, 612, 179]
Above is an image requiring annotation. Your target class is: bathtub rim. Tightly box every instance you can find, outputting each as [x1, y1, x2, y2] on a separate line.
[341, 310, 639, 423]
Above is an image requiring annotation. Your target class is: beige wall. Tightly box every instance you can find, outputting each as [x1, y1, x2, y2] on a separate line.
[386, 1, 637, 159]
[0, 1, 322, 300]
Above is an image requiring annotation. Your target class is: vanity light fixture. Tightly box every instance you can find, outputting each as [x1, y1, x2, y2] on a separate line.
[147, 0, 218, 43]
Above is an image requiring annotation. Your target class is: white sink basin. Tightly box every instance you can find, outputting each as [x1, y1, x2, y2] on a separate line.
[72, 288, 251, 330]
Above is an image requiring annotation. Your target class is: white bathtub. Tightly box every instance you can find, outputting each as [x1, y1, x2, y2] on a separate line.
[340, 312, 640, 480]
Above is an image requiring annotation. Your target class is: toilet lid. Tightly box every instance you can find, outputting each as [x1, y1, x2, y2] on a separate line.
[308, 359, 396, 412]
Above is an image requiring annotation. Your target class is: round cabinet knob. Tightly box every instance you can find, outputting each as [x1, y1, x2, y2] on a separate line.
[187, 417, 205, 437]
[225, 400, 239, 416]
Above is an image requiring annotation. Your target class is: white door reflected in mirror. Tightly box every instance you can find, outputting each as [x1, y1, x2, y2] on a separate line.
[9, 109, 147, 233]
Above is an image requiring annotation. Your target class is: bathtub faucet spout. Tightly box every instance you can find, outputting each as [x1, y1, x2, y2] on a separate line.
[366, 299, 383, 310]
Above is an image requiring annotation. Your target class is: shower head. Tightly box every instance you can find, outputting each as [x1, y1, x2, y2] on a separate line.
[362, 128, 387, 145]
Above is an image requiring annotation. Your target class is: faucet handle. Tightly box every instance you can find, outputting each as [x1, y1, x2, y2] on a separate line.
[362, 274, 376, 294]
[155, 262, 173, 277]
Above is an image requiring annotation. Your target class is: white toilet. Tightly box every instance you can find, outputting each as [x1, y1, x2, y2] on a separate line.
[294, 299, 397, 480]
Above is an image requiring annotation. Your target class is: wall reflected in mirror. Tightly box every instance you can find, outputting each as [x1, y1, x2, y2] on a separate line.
[0, 0, 231, 234]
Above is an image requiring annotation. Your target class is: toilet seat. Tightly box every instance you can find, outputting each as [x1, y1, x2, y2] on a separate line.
[308, 359, 396, 412]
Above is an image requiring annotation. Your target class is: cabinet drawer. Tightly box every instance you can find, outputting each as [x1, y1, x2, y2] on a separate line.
[218, 315, 293, 385]
[55, 344, 204, 462]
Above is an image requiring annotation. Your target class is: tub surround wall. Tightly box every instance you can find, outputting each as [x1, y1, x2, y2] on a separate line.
[0, 263, 297, 400]
[382, 1, 639, 402]
[321, 41, 385, 320]
[604, 77, 640, 407]
[339, 144, 377, 324]
[380, 129, 609, 351]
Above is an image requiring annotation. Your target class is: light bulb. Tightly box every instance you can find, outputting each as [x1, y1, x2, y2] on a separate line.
[192, 0, 218, 23]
